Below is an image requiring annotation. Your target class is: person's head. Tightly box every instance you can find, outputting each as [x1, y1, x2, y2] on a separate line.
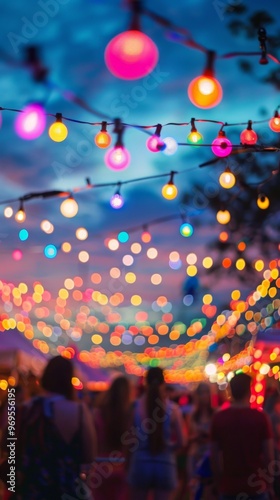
[230, 373, 251, 402]
[107, 376, 131, 408]
[146, 367, 165, 388]
[101, 376, 131, 450]
[195, 383, 211, 408]
[41, 356, 74, 400]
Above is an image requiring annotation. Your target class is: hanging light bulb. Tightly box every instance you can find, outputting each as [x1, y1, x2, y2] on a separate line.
[216, 209, 231, 224]
[162, 137, 178, 155]
[104, 1, 158, 80]
[240, 120, 258, 145]
[211, 130, 232, 158]
[48, 113, 68, 142]
[219, 167, 236, 189]
[105, 119, 130, 170]
[187, 118, 203, 144]
[141, 227, 151, 243]
[15, 201, 26, 223]
[60, 196, 79, 218]
[257, 194, 270, 209]
[180, 222, 194, 237]
[94, 121, 112, 149]
[162, 171, 178, 200]
[269, 110, 280, 132]
[14, 103, 46, 140]
[188, 50, 223, 109]
[146, 124, 166, 152]
[110, 183, 124, 209]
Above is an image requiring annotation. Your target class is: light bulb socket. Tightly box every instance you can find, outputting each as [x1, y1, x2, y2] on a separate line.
[114, 181, 122, 196]
[113, 119, 125, 148]
[101, 121, 108, 132]
[218, 130, 226, 138]
[247, 120, 253, 130]
[274, 110, 279, 118]
[155, 123, 162, 137]
[55, 113, 63, 123]
[203, 50, 216, 78]
[190, 118, 197, 133]
[130, 0, 142, 31]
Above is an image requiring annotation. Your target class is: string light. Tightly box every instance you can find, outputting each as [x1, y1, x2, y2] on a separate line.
[110, 183, 124, 209]
[162, 137, 178, 155]
[48, 113, 68, 142]
[240, 120, 258, 145]
[216, 209, 231, 224]
[219, 167, 236, 189]
[211, 130, 232, 158]
[15, 201, 26, 223]
[14, 103, 46, 140]
[94, 121, 112, 149]
[105, 119, 130, 170]
[269, 110, 280, 132]
[187, 51, 223, 109]
[161, 171, 178, 200]
[146, 124, 166, 152]
[180, 222, 193, 237]
[104, 1, 158, 80]
[60, 196, 79, 218]
[257, 194, 270, 209]
[187, 118, 203, 144]
[4, 206, 13, 218]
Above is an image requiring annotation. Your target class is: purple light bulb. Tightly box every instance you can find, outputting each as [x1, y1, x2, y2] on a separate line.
[15, 103, 46, 140]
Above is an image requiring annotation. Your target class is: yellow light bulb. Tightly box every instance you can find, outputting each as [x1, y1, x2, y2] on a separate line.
[15, 209, 26, 223]
[219, 169, 236, 189]
[257, 194, 270, 210]
[60, 197, 79, 218]
[48, 115, 68, 142]
[162, 183, 178, 200]
[216, 209, 231, 224]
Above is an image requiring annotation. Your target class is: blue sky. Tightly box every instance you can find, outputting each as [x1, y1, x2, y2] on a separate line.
[0, 0, 279, 356]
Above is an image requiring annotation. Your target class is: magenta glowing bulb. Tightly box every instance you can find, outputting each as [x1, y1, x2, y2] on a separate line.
[105, 30, 159, 80]
[146, 135, 166, 153]
[110, 193, 124, 209]
[211, 132, 232, 158]
[105, 146, 130, 170]
[14, 103, 46, 140]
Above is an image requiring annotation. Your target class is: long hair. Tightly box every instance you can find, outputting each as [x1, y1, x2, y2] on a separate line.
[41, 356, 74, 400]
[100, 376, 131, 451]
[146, 367, 165, 455]
[192, 382, 214, 423]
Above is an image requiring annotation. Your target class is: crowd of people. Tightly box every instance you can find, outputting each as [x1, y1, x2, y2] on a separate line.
[1, 355, 280, 500]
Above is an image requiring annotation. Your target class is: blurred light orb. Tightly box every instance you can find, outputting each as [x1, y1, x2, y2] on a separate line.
[219, 169, 236, 189]
[60, 198, 78, 218]
[105, 147, 130, 170]
[162, 183, 178, 200]
[146, 135, 166, 152]
[240, 128, 258, 145]
[105, 30, 159, 80]
[257, 194, 270, 209]
[187, 131, 203, 144]
[44, 244, 57, 259]
[205, 363, 217, 376]
[188, 76, 223, 109]
[48, 121, 68, 142]
[216, 210, 231, 224]
[269, 115, 280, 132]
[15, 103, 46, 140]
[15, 209, 26, 223]
[19, 229, 29, 241]
[76, 228, 88, 240]
[40, 220, 54, 234]
[4, 206, 13, 218]
[78, 251, 89, 263]
[162, 137, 178, 155]
[12, 249, 23, 261]
[211, 133, 232, 157]
[180, 223, 193, 237]
[110, 193, 124, 209]
[94, 131, 111, 149]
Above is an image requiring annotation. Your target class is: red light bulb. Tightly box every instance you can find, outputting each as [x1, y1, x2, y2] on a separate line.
[240, 121, 258, 145]
[269, 111, 280, 132]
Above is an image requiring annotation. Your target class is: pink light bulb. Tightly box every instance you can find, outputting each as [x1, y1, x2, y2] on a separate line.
[14, 103, 46, 140]
[105, 146, 130, 170]
[146, 135, 166, 152]
[105, 30, 158, 80]
[211, 132, 232, 158]
[110, 193, 124, 209]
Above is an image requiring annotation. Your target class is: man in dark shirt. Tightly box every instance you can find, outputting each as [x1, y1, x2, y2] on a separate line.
[211, 372, 274, 500]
